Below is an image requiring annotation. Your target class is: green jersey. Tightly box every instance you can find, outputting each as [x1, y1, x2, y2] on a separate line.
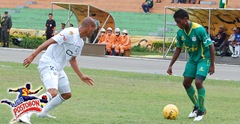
[176, 22, 212, 62]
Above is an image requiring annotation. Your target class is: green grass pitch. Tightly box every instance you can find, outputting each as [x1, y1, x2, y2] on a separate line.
[0, 62, 239, 124]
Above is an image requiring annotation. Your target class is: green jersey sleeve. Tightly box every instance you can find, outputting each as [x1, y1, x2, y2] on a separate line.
[197, 27, 212, 47]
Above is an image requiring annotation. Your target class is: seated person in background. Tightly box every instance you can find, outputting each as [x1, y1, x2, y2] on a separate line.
[142, 0, 153, 13]
[212, 26, 226, 48]
[113, 28, 123, 56]
[57, 23, 66, 33]
[69, 23, 73, 27]
[120, 29, 131, 56]
[229, 27, 240, 57]
[104, 27, 115, 55]
[98, 28, 106, 44]
[218, 27, 237, 56]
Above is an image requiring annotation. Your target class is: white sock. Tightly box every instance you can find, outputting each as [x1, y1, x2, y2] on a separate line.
[45, 92, 53, 101]
[229, 46, 234, 54]
[41, 94, 65, 113]
[234, 46, 238, 55]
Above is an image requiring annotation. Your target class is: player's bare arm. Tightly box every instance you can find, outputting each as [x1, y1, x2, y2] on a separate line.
[167, 47, 182, 75]
[69, 57, 94, 86]
[23, 39, 57, 68]
[29, 87, 43, 94]
[209, 44, 215, 75]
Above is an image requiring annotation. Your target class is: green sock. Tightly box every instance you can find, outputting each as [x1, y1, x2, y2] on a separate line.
[198, 87, 206, 112]
[186, 85, 199, 108]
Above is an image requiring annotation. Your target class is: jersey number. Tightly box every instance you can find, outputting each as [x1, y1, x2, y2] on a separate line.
[66, 49, 73, 56]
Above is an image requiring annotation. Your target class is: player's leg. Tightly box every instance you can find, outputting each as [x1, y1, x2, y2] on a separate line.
[183, 61, 199, 118]
[39, 70, 71, 118]
[37, 64, 59, 118]
[58, 71, 72, 100]
[1, 99, 14, 107]
[229, 44, 235, 57]
[193, 59, 210, 121]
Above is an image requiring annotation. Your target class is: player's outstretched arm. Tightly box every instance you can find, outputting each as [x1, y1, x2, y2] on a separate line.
[167, 47, 182, 75]
[69, 57, 94, 86]
[209, 44, 215, 75]
[8, 89, 19, 92]
[30, 87, 43, 94]
[23, 39, 57, 68]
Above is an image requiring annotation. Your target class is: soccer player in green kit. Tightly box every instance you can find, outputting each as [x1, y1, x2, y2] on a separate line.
[167, 9, 215, 121]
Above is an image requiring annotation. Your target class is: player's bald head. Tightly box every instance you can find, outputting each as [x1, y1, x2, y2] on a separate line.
[81, 17, 96, 29]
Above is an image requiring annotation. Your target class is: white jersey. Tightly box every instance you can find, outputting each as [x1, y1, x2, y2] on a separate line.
[39, 27, 84, 70]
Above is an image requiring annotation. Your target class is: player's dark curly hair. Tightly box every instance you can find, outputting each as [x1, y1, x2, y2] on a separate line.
[173, 9, 189, 19]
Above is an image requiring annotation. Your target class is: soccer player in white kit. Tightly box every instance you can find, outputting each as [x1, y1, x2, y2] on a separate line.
[23, 17, 95, 119]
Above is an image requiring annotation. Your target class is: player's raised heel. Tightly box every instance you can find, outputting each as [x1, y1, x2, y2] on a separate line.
[37, 112, 56, 119]
[193, 110, 206, 121]
[188, 106, 198, 118]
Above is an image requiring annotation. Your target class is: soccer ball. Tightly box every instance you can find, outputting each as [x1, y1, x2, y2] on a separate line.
[163, 104, 179, 120]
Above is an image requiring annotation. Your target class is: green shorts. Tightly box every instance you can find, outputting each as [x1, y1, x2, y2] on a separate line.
[183, 59, 210, 79]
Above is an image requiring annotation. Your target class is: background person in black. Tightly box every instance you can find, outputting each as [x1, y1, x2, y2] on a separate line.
[45, 13, 56, 40]
[90, 13, 100, 43]
[1, 11, 12, 47]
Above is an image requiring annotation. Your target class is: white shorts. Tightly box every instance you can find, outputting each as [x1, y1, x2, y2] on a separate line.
[38, 61, 71, 94]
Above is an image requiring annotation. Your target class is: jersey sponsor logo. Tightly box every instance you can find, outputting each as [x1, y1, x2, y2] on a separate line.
[69, 31, 74, 35]
[199, 67, 204, 72]
[181, 36, 185, 41]
[1, 83, 48, 124]
[192, 36, 197, 42]
[59, 33, 67, 41]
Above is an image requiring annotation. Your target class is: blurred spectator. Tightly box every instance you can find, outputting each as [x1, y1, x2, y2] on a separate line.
[1, 11, 12, 47]
[113, 28, 123, 56]
[204, 26, 214, 40]
[120, 29, 131, 56]
[57, 23, 66, 33]
[171, 0, 180, 3]
[0, 13, 2, 45]
[98, 28, 106, 44]
[189, 0, 196, 4]
[229, 27, 240, 57]
[218, 27, 237, 56]
[90, 13, 100, 43]
[212, 26, 226, 48]
[45, 13, 56, 40]
[180, 0, 186, 3]
[105, 27, 115, 55]
[69, 23, 73, 27]
[142, 0, 154, 13]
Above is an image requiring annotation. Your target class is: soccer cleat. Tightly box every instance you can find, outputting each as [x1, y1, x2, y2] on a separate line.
[188, 106, 199, 118]
[37, 112, 56, 119]
[193, 110, 206, 121]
